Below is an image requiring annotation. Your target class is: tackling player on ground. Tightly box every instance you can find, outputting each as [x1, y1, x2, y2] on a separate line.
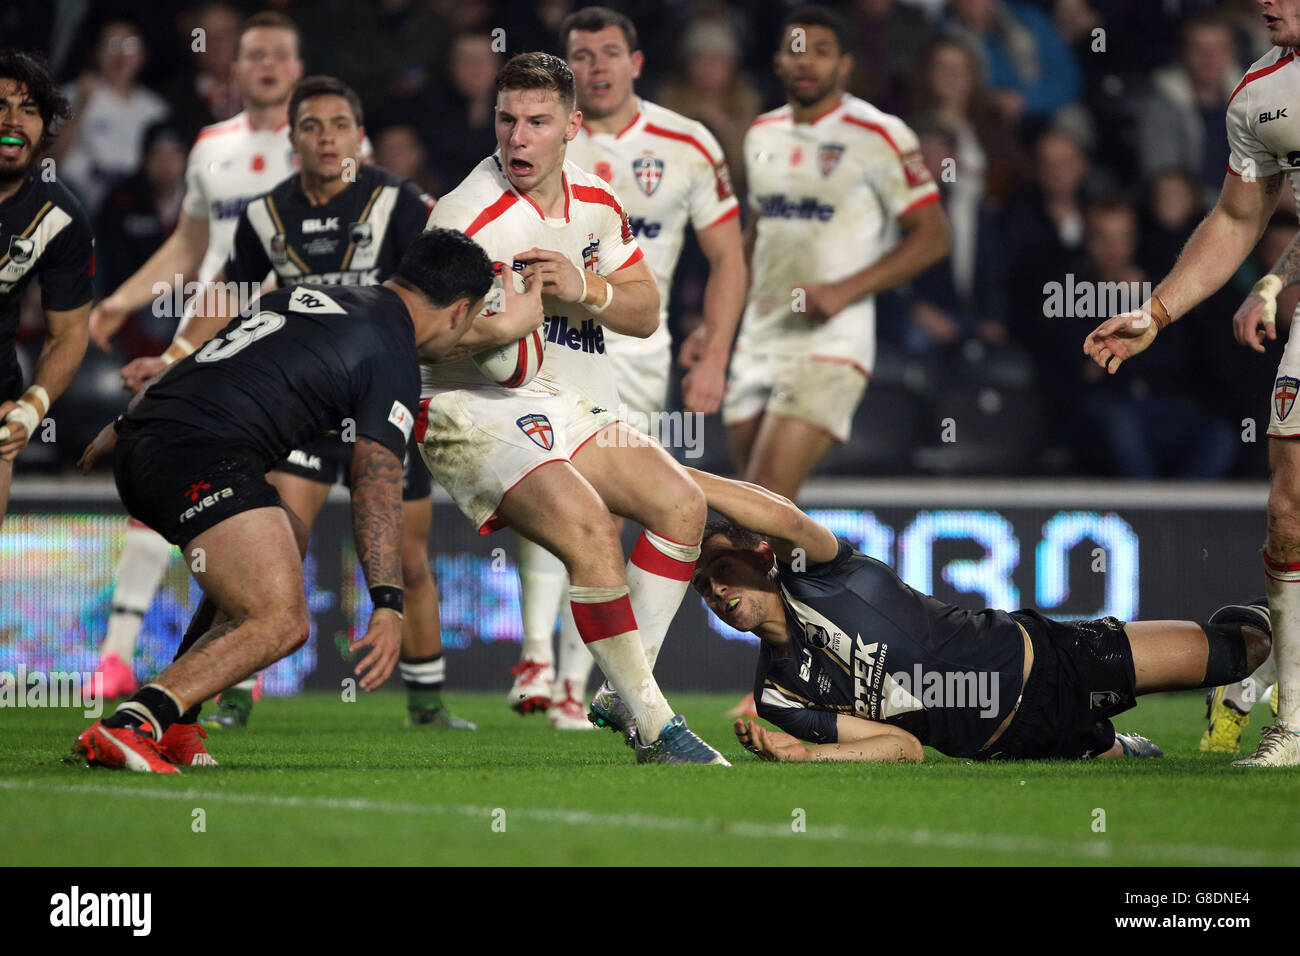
[87, 12, 303, 703]
[1083, 0, 1300, 766]
[688, 469, 1271, 763]
[498, 6, 746, 729]
[0, 51, 94, 524]
[422, 52, 727, 764]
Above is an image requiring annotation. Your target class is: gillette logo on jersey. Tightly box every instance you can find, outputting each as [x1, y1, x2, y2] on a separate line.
[756, 193, 836, 221]
[544, 314, 605, 354]
[212, 197, 254, 221]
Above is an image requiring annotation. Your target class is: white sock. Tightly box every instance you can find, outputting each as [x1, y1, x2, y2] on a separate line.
[626, 530, 700, 667]
[517, 536, 565, 665]
[1264, 555, 1300, 729]
[100, 523, 173, 661]
[233, 676, 258, 691]
[570, 584, 673, 741]
[1221, 680, 1254, 713]
[555, 602, 594, 693]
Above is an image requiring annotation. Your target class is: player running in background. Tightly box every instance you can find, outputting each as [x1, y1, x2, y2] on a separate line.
[496, 6, 746, 730]
[1083, 0, 1300, 766]
[0, 51, 94, 524]
[72, 229, 502, 773]
[422, 52, 727, 764]
[687, 468, 1271, 763]
[120, 76, 471, 730]
[87, 12, 304, 700]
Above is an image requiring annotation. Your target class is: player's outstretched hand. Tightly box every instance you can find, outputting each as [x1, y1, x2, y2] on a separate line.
[77, 421, 119, 474]
[88, 297, 128, 352]
[734, 718, 810, 762]
[1233, 292, 1278, 353]
[121, 355, 167, 394]
[349, 608, 402, 691]
[515, 247, 584, 303]
[498, 264, 546, 340]
[1082, 309, 1159, 375]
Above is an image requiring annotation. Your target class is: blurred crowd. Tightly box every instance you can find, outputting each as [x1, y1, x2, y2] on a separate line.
[3, 0, 1290, 479]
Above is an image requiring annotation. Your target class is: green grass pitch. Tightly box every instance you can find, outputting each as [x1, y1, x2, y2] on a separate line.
[3, 690, 1300, 866]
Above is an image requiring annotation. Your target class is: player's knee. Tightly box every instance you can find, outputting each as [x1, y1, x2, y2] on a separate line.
[266, 606, 310, 655]
[1200, 616, 1259, 687]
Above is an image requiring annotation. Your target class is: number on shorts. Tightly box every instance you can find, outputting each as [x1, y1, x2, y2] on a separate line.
[195, 310, 286, 363]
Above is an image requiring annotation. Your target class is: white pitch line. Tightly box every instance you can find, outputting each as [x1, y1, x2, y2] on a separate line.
[2, 778, 1295, 865]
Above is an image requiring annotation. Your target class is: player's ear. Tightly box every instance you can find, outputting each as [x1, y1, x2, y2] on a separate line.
[756, 540, 777, 568]
[565, 108, 582, 143]
[631, 49, 644, 80]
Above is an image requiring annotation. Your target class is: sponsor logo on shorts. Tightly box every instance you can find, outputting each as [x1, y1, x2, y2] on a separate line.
[516, 413, 554, 450]
[389, 400, 414, 439]
[817, 142, 844, 177]
[179, 485, 234, 523]
[1276, 376, 1299, 422]
[632, 155, 664, 196]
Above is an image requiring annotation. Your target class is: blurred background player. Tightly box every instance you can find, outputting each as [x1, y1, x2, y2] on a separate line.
[724, 4, 950, 502]
[0, 50, 95, 524]
[88, 12, 304, 700]
[721, 5, 950, 717]
[422, 52, 726, 764]
[122, 75, 471, 730]
[1082, 0, 1300, 767]
[500, 6, 747, 730]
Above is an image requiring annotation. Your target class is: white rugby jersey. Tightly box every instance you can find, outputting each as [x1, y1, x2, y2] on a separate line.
[740, 93, 939, 368]
[1227, 46, 1300, 209]
[423, 153, 645, 400]
[181, 112, 298, 283]
[566, 99, 739, 356]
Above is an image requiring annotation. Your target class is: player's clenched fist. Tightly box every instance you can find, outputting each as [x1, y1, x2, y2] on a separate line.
[1233, 274, 1283, 353]
[1082, 309, 1159, 375]
[515, 247, 584, 302]
[733, 717, 810, 762]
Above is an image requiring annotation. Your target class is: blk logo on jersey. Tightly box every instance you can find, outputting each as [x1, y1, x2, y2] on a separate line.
[302, 217, 339, 233]
[1276, 376, 1299, 422]
[516, 413, 554, 450]
[7, 235, 34, 264]
[817, 143, 844, 177]
[632, 156, 664, 196]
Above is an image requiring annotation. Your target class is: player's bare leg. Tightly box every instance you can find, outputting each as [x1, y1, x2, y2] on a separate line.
[741, 411, 836, 502]
[497, 459, 725, 763]
[724, 415, 763, 478]
[512, 536, 564, 713]
[1236, 436, 1300, 765]
[400, 497, 473, 728]
[76, 508, 308, 772]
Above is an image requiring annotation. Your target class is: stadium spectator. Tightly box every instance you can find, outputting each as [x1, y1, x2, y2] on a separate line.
[49, 21, 169, 215]
[1136, 10, 1242, 206]
[845, 0, 935, 116]
[418, 32, 502, 192]
[373, 123, 442, 197]
[93, 122, 188, 354]
[160, 3, 243, 144]
[941, 0, 1082, 123]
[655, 16, 761, 202]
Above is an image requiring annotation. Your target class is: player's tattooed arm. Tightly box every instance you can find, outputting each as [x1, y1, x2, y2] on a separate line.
[348, 438, 404, 589]
[1268, 224, 1300, 287]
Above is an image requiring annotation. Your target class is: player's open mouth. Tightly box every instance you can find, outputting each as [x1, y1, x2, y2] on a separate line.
[591, 82, 611, 95]
[0, 134, 26, 158]
[509, 158, 534, 174]
[1264, 14, 1280, 27]
[726, 597, 740, 613]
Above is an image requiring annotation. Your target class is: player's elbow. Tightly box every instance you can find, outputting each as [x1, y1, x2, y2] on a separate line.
[898, 735, 924, 763]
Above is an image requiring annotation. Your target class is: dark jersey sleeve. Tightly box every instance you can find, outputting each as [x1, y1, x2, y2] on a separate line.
[755, 686, 840, 744]
[390, 180, 435, 252]
[38, 205, 94, 311]
[349, 350, 419, 461]
[223, 209, 273, 283]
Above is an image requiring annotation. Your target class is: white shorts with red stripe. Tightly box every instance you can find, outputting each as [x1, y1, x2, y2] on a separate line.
[1270, 309, 1300, 439]
[416, 381, 619, 534]
[721, 350, 869, 442]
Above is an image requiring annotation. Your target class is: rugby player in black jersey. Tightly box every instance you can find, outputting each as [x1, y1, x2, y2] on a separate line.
[123, 76, 469, 731]
[0, 51, 95, 523]
[71, 228, 542, 773]
[682, 469, 1273, 763]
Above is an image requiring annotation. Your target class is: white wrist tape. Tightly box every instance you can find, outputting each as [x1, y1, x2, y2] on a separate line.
[161, 335, 195, 366]
[1254, 274, 1285, 326]
[0, 385, 46, 445]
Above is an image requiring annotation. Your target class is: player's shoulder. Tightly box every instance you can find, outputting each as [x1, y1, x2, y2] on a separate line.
[428, 155, 511, 227]
[749, 103, 793, 133]
[1228, 46, 1299, 109]
[191, 113, 249, 152]
[26, 172, 91, 225]
[638, 100, 723, 163]
[566, 161, 628, 214]
[833, 96, 918, 153]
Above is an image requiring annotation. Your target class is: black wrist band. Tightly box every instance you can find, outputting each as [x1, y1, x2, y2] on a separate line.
[370, 585, 403, 615]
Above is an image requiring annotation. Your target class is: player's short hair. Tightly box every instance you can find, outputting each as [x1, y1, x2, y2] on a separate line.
[702, 516, 765, 552]
[496, 52, 576, 112]
[394, 228, 495, 310]
[236, 10, 300, 59]
[0, 50, 71, 146]
[560, 6, 639, 53]
[290, 75, 364, 127]
[779, 4, 852, 56]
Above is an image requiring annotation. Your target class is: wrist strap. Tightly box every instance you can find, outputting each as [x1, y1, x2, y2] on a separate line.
[370, 584, 404, 618]
[1150, 294, 1173, 331]
[582, 272, 614, 314]
[18, 384, 49, 421]
[161, 336, 195, 366]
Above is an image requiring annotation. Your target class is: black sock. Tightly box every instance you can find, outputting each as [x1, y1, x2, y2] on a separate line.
[400, 653, 445, 710]
[101, 685, 182, 740]
[173, 597, 219, 663]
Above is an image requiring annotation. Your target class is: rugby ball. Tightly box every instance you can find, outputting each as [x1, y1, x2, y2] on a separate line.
[472, 265, 543, 388]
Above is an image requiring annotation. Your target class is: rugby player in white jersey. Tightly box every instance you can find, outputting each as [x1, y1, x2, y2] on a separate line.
[496, 6, 745, 730]
[421, 52, 727, 763]
[84, 12, 303, 702]
[724, 5, 950, 500]
[1083, 0, 1300, 766]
